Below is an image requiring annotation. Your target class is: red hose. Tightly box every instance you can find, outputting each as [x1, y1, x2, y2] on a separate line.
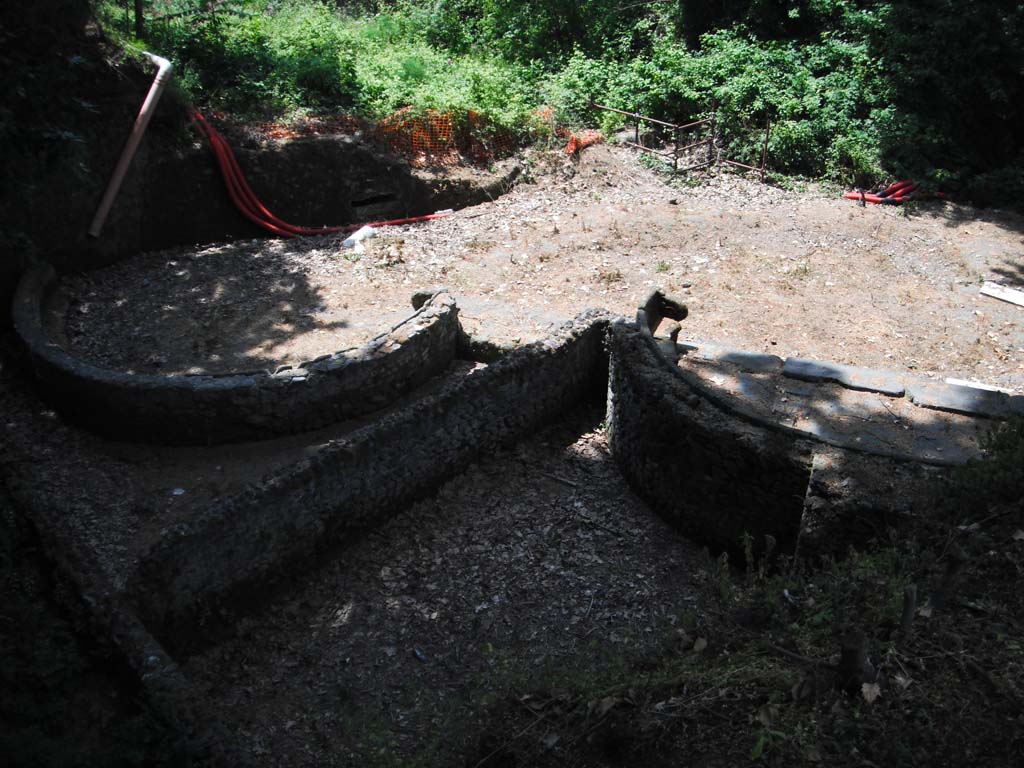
[882, 180, 915, 197]
[194, 115, 296, 236]
[842, 191, 913, 205]
[196, 112, 343, 236]
[192, 111, 453, 238]
[211, 121, 347, 235]
[362, 212, 456, 228]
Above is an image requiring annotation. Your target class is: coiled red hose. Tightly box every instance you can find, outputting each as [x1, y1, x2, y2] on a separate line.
[843, 179, 918, 205]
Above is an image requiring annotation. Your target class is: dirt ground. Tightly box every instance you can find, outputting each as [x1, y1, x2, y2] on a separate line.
[9, 142, 1024, 767]
[183, 406, 707, 766]
[64, 143, 1023, 389]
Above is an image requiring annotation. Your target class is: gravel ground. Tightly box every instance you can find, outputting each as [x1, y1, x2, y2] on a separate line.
[63, 143, 1023, 388]
[15, 141, 1024, 767]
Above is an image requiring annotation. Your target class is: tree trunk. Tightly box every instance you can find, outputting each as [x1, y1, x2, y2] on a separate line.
[134, 0, 144, 39]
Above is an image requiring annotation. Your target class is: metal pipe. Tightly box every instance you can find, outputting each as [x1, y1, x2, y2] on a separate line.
[674, 116, 714, 131]
[591, 102, 681, 130]
[624, 142, 675, 159]
[88, 52, 173, 238]
[677, 138, 712, 153]
[724, 159, 760, 171]
[590, 102, 714, 131]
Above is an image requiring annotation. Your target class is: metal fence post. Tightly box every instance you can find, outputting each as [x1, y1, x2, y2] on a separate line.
[709, 111, 717, 168]
[760, 117, 771, 182]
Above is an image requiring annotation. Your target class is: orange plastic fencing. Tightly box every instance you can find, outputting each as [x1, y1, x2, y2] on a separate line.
[462, 109, 521, 164]
[244, 106, 597, 165]
[370, 107, 523, 166]
[564, 129, 604, 156]
[373, 107, 458, 164]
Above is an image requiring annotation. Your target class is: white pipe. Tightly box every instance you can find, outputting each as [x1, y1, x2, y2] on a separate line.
[88, 52, 173, 238]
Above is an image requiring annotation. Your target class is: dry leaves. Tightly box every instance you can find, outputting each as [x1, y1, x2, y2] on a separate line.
[861, 682, 882, 704]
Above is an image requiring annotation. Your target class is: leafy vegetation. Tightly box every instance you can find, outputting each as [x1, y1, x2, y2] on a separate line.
[97, 0, 543, 133]
[97, 0, 1023, 203]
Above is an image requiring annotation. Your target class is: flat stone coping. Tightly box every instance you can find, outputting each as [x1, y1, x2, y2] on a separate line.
[678, 338, 1021, 422]
[665, 338, 1011, 466]
[783, 357, 905, 397]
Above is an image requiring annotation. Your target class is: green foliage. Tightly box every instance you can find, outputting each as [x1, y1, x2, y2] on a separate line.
[139, 0, 358, 113]
[946, 417, 1024, 517]
[129, 1, 542, 132]
[354, 38, 540, 130]
[875, 0, 1024, 194]
[103, 0, 1024, 204]
[545, 25, 886, 182]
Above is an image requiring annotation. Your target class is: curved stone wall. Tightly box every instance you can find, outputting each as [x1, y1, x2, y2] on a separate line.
[607, 321, 815, 555]
[606, 310, 977, 560]
[13, 265, 460, 444]
[128, 312, 611, 645]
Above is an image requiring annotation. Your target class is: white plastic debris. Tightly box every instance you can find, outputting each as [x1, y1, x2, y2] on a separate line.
[342, 225, 376, 248]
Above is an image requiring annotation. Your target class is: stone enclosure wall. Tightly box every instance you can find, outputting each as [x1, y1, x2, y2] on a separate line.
[1, 67, 518, 330]
[13, 275, 970, 648]
[14, 266, 462, 444]
[606, 321, 815, 555]
[129, 312, 611, 648]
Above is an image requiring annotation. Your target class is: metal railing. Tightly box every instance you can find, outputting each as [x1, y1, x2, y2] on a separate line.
[590, 102, 716, 172]
[590, 102, 772, 180]
[721, 117, 771, 182]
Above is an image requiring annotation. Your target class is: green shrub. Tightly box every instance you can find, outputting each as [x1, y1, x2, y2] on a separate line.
[545, 28, 886, 180]
[111, 0, 1024, 205]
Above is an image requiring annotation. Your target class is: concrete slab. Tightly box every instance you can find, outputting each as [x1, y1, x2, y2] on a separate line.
[783, 357, 906, 397]
[907, 379, 1011, 419]
[677, 348, 989, 466]
[944, 377, 1015, 395]
[684, 340, 784, 374]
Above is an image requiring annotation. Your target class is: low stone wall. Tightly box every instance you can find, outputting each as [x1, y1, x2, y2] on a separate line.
[2, 469, 248, 765]
[129, 311, 610, 646]
[605, 316, 982, 560]
[13, 266, 460, 444]
[606, 321, 814, 555]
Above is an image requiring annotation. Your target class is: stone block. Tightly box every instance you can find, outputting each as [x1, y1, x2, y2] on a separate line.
[687, 341, 783, 374]
[907, 380, 1011, 419]
[783, 357, 905, 396]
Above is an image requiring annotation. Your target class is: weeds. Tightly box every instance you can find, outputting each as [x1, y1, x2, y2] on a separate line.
[97, 0, 542, 136]
[460, 419, 1024, 766]
[79, 1, 1024, 206]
